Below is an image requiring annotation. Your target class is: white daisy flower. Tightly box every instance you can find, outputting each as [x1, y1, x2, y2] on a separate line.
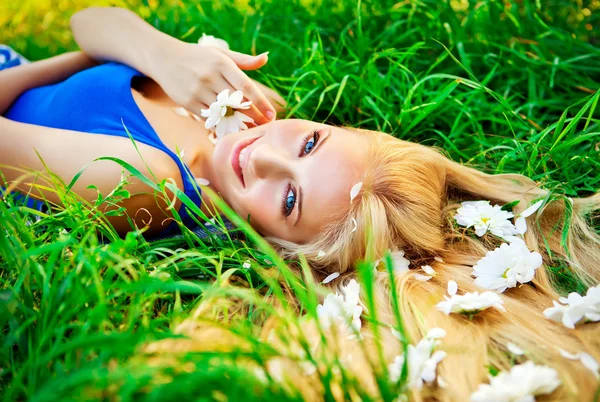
[197, 33, 230, 50]
[200, 89, 254, 138]
[436, 281, 505, 316]
[455, 201, 519, 239]
[317, 279, 363, 336]
[470, 361, 561, 402]
[559, 349, 599, 378]
[514, 200, 544, 235]
[388, 328, 447, 389]
[543, 285, 600, 329]
[472, 239, 543, 293]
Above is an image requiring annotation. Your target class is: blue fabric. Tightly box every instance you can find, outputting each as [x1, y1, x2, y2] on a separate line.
[3, 62, 203, 234]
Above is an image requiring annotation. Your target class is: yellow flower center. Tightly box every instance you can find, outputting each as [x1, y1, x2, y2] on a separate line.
[224, 106, 235, 117]
[481, 217, 490, 224]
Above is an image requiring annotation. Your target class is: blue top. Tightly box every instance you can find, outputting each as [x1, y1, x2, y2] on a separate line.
[4, 62, 202, 234]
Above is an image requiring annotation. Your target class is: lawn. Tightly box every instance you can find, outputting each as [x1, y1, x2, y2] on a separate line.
[1, 0, 599, 400]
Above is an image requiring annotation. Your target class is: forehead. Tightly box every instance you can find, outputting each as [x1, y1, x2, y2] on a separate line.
[294, 127, 369, 241]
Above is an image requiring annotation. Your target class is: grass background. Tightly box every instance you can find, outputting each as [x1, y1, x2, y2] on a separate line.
[1, 0, 599, 400]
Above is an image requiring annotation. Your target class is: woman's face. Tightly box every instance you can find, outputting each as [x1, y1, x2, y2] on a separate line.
[211, 119, 369, 243]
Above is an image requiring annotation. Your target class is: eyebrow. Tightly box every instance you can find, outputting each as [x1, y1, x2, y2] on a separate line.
[294, 131, 331, 227]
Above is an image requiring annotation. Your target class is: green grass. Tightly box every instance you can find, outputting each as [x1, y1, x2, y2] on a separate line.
[1, 0, 600, 400]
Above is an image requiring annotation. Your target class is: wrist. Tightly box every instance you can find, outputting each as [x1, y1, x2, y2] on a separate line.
[144, 33, 185, 80]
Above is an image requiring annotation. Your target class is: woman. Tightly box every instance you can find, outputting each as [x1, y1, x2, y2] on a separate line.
[1, 7, 599, 401]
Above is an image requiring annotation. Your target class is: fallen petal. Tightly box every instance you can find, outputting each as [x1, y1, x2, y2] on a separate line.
[351, 217, 357, 233]
[322, 272, 340, 284]
[195, 177, 210, 186]
[414, 274, 433, 282]
[422, 265, 435, 275]
[447, 280, 458, 296]
[350, 182, 363, 203]
[507, 342, 525, 356]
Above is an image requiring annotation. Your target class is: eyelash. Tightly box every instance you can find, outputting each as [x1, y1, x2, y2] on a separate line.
[281, 130, 320, 217]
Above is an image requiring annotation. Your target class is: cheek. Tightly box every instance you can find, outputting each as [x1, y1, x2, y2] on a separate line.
[240, 186, 278, 233]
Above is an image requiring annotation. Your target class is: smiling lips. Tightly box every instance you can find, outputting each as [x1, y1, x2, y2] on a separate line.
[231, 137, 259, 187]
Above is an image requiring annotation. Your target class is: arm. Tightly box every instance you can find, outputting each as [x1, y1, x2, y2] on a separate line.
[70, 7, 173, 81]
[70, 7, 278, 122]
[0, 116, 185, 235]
[0, 51, 96, 114]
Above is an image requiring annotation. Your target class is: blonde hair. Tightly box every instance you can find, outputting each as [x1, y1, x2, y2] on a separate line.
[267, 130, 600, 400]
[145, 130, 599, 401]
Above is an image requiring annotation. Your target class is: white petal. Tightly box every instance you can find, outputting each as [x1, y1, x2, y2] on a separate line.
[173, 106, 190, 117]
[414, 274, 432, 282]
[317, 250, 326, 258]
[236, 111, 254, 123]
[216, 89, 230, 103]
[197, 33, 230, 50]
[507, 342, 525, 356]
[447, 280, 458, 296]
[515, 216, 527, 235]
[521, 200, 544, 218]
[242, 260, 251, 269]
[391, 328, 402, 340]
[322, 272, 340, 284]
[422, 265, 435, 275]
[559, 349, 579, 360]
[434, 256, 444, 263]
[229, 90, 244, 105]
[437, 375, 448, 388]
[350, 182, 363, 203]
[350, 217, 357, 233]
[579, 352, 600, 378]
[426, 328, 447, 339]
[195, 177, 210, 186]
[178, 149, 185, 159]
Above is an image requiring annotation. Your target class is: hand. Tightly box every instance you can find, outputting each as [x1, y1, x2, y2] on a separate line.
[151, 41, 276, 125]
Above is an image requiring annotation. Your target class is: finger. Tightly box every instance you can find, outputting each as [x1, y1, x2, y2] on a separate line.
[211, 78, 270, 125]
[222, 71, 276, 122]
[217, 48, 269, 71]
[184, 97, 212, 120]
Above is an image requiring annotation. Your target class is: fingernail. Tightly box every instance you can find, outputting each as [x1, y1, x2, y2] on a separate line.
[258, 51, 269, 57]
[265, 110, 275, 120]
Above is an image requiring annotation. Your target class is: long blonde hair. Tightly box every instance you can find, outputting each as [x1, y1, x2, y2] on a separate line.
[147, 130, 599, 401]
[267, 130, 600, 400]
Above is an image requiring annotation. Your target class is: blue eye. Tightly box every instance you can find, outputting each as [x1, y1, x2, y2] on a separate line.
[283, 187, 296, 217]
[304, 137, 315, 154]
[300, 130, 319, 156]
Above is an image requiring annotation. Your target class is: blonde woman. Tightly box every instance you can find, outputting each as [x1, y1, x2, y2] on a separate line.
[1, 7, 598, 401]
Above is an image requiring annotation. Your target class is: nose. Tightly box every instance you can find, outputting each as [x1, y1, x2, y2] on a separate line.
[250, 144, 291, 179]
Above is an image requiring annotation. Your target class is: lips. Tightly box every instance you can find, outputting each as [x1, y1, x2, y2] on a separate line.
[231, 136, 259, 187]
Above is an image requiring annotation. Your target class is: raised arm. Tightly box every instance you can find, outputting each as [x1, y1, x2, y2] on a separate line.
[70, 7, 173, 80]
[70, 7, 280, 122]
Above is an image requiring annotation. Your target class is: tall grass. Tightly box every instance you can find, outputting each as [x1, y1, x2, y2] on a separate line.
[1, 0, 599, 400]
